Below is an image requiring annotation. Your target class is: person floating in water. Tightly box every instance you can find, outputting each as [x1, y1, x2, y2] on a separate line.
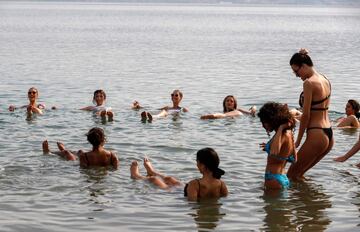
[336, 99, 360, 128]
[200, 95, 256, 119]
[80, 89, 114, 121]
[130, 148, 228, 201]
[8, 87, 55, 117]
[138, 89, 188, 123]
[42, 127, 119, 169]
[258, 102, 297, 189]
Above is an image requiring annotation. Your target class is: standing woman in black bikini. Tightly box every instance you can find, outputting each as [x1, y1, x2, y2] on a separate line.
[287, 48, 334, 181]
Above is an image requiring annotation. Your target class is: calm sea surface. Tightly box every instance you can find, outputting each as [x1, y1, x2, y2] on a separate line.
[1, 1, 360, 231]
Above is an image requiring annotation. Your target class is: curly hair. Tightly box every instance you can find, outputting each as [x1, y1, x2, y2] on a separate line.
[257, 102, 296, 132]
[86, 127, 106, 148]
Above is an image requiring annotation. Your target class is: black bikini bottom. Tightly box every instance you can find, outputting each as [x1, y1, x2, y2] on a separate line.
[307, 127, 333, 141]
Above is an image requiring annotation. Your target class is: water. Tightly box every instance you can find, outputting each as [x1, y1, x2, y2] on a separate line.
[1, 1, 360, 231]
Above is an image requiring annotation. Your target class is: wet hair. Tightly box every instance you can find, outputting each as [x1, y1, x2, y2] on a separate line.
[196, 148, 225, 179]
[257, 102, 296, 132]
[86, 127, 106, 148]
[348, 99, 360, 119]
[92, 89, 106, 104]
[289, 49, 313, 67]
[223, 95, 238, 113]
[172, 89, 183, 99]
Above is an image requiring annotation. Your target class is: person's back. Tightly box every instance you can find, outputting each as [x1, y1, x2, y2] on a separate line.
[306, 74, 331, 128]
[186, 178, 227, 199]
[79, 149, 118, 169]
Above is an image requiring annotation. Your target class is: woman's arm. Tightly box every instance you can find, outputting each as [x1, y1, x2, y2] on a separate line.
[295, 81, 312, 147]
[237, 106, 256, 116]
[269, 124, 288, 155]
[220, 181, 228, 197]
[186, 180, 200, 201]
[334, 137, 360, 162]
[337, 115, 360, 128]
[111, 153, 119, 169]
[80, 106, 94, 111]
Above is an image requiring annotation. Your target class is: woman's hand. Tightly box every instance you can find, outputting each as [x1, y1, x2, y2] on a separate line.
[259, 142, 266, 151]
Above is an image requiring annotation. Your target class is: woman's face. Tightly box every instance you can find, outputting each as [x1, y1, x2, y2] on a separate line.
[345, 102, 355, 116]
[291, 64, 306, 80]
[262, 121, 272, 133]
[225, 97, 236, 111]
[94, 92, 105, 106]
[27, 88, 38, 101]
[171, 91, 182, 103]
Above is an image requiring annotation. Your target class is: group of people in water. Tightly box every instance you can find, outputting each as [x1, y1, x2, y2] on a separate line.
[7, 48, 360, 200]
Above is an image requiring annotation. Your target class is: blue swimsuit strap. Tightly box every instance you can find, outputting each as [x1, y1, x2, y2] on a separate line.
[265, 137, 296, 163]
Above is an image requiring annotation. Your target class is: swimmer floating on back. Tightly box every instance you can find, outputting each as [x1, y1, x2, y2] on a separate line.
[130, 147, 228, 201]
[80, 89, 114, 121]
[200, 95, 256, 119]
[8, 87, 55, 118]
[139, 89, 188, 123]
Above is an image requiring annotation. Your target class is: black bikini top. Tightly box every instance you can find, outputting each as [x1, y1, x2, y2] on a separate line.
[299, 75, 331, 111]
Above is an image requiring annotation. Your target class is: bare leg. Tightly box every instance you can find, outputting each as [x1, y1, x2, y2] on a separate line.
[147, 112, 153, 122]
[107, 111, 114, 121]
[130, 161, 145, 180]
[42, 140, 50, 154]
[130, 161, 169, 189]
[143, 158, 181, 186]
[56, 142, 77, 161]
[288, 129, 332, 181]
[141, 111, 147, 122]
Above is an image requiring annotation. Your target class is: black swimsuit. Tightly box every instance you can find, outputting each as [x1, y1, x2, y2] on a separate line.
[184, 179, 201, 197]
[298, 75, 333, 141]
[184, 179, 223, 198]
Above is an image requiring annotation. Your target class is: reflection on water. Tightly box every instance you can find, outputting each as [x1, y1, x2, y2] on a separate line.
[189, 199, 225, 232]
[262, 182, 332, 231]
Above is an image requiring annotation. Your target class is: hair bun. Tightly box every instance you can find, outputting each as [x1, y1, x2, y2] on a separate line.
[299, 48, 309, 55]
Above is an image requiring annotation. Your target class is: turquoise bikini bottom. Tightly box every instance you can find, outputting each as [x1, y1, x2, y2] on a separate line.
[265, 173, 290, 189]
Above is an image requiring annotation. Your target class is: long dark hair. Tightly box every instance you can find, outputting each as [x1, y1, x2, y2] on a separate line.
[348, 99, 360, 119]
[197, 148, 225, 179]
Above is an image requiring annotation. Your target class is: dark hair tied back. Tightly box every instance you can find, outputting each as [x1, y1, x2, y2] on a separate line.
[290, 48, 313, 67]
[196, 147, 225, 179]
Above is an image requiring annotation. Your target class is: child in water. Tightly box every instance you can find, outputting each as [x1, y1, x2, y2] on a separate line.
[42, 127, 119, 169]
[258, 102, 297, 189]
[81, 89, 114, 121]
[130, 148, 228, 201]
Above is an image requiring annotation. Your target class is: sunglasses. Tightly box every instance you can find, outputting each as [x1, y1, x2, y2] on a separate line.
[171, 94, 179, 97]
[28, 91, 37, 94]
